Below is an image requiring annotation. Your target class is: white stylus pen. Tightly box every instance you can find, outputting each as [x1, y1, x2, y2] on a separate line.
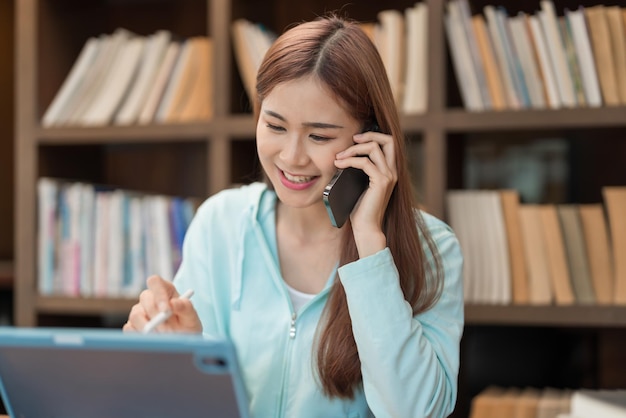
[142, 289, 195, 334]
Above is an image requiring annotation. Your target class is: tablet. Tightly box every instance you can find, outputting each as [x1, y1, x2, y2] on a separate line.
[0, 327, 250, 418]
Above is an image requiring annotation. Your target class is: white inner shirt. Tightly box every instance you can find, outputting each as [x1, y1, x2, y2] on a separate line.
[284, 282, 316, 312]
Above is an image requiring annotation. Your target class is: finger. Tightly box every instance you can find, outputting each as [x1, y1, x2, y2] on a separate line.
[336, 142, 394, 179]
[170, 299, 203, 332]
[353, 132, 396, 172]
[146, 275, 178, 312]
[138, 288, 159, 319]
[126, 303, 149, 332]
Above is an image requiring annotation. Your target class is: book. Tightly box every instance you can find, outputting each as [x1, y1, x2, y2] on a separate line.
[472, 14, 507, 110]
[519, 205, 552, 304]
[154, 38, 195, 122]
[52, 33, 115, 125]
[508, 13, 546, 109]
[495, 6, 531, 108]
[177, 37, 213, 122]
[106, 190, 126, 297]
[469, 386, 506, 418]
[66, 29, 134, 125]
[152, 195, 174, 281]
[446, 191, 479, 303]
[37, 178, 59, 295]
[93, 192, 110, 297]
[484, 5, 520, 109]
[231, 19, 275, 104]
[376, 9, 406, 106]
[41, 37, 101, 127]
[569, 389, 626, 418]
[457, 0, 492, 109]
[78, 183, 95, 296]
[557, 205, 596, 304]
[606, 6, 626, 105]
[585, 5, 620, 106]
[80, 34, 146, 126]
[603, 186, 626, 304]
[559, 16, 586, 107]
[445, 3, 484, 111]
[539, 205, 575, 305]
[500, 190, 529, 304]
[527, 14, 561, 109]
[137, 40, 182, 125]
[537, 387, 571, 418]
[516, 387, 541, 418]
[482, 190, 512, 304]
[231, 18, 260, 104]
[449, 190, 511, 304]
[114, 30, 172, 125]
[565, 7, 602, 107]
[402, 2, 428, 114]
[127, 196, 145, 297]
[578, 204, 614, 305]
[156, 37, 203, 122]
[539, 0, 576, 107]
[499, 387, 522, 417]
[61, 183, 83, 296]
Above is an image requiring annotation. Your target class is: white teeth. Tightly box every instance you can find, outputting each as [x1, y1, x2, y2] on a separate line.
[283, 172, 314, 183]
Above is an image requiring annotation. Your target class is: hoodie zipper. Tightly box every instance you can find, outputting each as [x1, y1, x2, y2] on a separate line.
[277, 311, 297, 418]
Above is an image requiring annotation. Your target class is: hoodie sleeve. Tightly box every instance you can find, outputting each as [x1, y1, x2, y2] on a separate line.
[338, 216, 464, 418]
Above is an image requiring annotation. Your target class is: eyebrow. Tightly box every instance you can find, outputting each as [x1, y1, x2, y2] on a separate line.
[263, 110, 344, 129]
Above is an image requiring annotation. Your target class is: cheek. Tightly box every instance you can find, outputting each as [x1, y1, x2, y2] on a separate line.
[311, 145, 343, 172]
[255, 128, 272, 160]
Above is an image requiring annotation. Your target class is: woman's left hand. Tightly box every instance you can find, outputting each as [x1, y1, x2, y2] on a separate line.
[334, 130, 397, 257]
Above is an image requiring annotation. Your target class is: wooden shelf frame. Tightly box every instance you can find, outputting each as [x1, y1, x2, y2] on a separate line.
[465, 304, 626, 328]
[29, 298, 626, 329]
[0, 261, 13, 290]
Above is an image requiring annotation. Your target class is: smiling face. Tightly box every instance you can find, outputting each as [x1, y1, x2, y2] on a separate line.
[256, 76, 361, 210]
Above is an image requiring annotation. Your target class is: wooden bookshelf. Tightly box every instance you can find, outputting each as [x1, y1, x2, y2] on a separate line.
[12, 0, 626, 417]
[466, 304, 626, 328]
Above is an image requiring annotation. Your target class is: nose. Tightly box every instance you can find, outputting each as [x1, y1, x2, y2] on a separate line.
[279, 134, 309, 167]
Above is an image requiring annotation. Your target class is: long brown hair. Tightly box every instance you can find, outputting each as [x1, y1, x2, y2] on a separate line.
[255, 15, 444, 398]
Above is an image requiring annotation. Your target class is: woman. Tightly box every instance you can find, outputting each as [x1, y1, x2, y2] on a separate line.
[125, 15, 464, 418]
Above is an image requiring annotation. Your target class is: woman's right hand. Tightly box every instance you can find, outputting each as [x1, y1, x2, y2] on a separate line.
[123, 275, 203, 334]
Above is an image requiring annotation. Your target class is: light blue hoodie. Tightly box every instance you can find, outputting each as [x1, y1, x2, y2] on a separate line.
[173, 182, 464, 418]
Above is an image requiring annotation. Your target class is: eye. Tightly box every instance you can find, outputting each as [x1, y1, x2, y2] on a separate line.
[266, 123, 285, 132]
[309, 134, 332, 142]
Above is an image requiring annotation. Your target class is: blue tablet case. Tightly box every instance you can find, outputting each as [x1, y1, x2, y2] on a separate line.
[0, 327, 250, 418]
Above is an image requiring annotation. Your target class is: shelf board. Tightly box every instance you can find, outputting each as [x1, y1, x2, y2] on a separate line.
[445, 106, 626, 132]
[400, 114, 430, 132]
[36, 123, 214, 144]
[0, 260, 13, 290]
[36, 296, 136, 315]
[33, 299, 626, 327]
[465, 304, 626, 328]
[221, 114, 258, 138]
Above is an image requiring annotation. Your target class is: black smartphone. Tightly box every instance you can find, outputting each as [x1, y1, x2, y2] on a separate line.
[322, 121, 380, 228]
[323, 167, 369, 228]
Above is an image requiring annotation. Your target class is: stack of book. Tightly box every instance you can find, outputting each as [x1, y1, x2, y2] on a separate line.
[446, 186, 626, 306]
[445, 0, 626, 111]
[231, 3, 430, 114]
[42, 29, 213, 127]
[469, 386, 626, 418]
[37, 178, 199, 298]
